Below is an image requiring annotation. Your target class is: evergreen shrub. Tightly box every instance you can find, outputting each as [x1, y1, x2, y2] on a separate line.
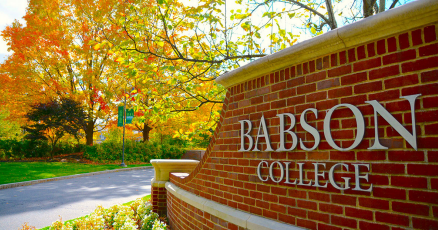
[84, 140, 185, 163]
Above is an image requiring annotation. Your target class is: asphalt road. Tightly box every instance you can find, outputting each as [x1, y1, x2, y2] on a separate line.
[0, 168, 154, 229]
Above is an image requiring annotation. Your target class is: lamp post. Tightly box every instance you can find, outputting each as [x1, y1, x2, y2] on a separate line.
[120, 89, 127, 167]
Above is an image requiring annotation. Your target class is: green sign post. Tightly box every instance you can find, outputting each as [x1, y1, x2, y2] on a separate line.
[118, 106, 124, 127]
[126, 109, 134, 124]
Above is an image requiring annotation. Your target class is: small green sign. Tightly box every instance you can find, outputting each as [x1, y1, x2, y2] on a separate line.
[126, 109, 134, 124]
[118, 106, 124, 127]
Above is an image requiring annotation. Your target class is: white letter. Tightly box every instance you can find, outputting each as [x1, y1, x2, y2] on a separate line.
[329, 163, 351, 190]
[239, 120, 253, 151]
[269, 161, 284, 183]
[352, 164, 372, 192]
[297, 163, 312, 186]
[276, 113, 298, 151]
[324, 104, 365, 151]
[300, 108, 321, 151]
[365, 94, 421, 150]
[312, 163, 327, 188]
[284, 162, 296, 184]
[253, 115, 274, 151]
[257, 161, 269, 182]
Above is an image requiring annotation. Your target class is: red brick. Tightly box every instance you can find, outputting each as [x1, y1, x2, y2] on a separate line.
[354, 57, 381, 71]
[399, 33, 410, 49]
[367, 42, 376, 57]
[271, 82, 286, 92]
[393, 201, 430, 216]
[297, 200, 317, 210]
[376, 212, 409, 226]
[377, 39, 386, 55]
[328, 86, 352, 98]
[424, 25, 437, 43]
[374, 187, 406, 200]
[359, 197, 389, 210]
[423, 96, 438, 109]
[388, 150, 424, 162]
[287, 95, 305, 106]
[332, 194, 356, 206]
[383, 49, 416, 65]
[360, 221, 390, 230]
[429, 151, 438, 162]
[308, 191, 330, 202]
[387, 37, 397, 52]
[339, 51, 347, 64]
[278, 213, 295, 225]
[403, 83, 438, 96]
[410, 190, 438, 204]
[418, 137, 438, 148]
[317, 78, 340, 90]
[330, 151, 355, 160]
[408, 164, 438, 176]
[297, 84, 316, 95]
[369, 65, 400, 80]
[319, 203, 343, 214]
[354, 81, 382, 94]
[323, 56, 330, 68]
[330, 53, 337, 67]
[348, 48, 356, 62]
[340, 95, 367, 105]
[357, 45, 366, 60]
[297, 218, 317, 230]
[279, 88, 296, 99]
[331, 215, 357, 228]
[412, 29, 423, 46]
[318, 223, 341, 230]
[287, 76, 305, 88]
[303, 62, 309, 75]
[346, 207, 373, 220]
[413, 217, 438, 230]
[271, 99, 286, 109]
[420, 43, 438, 57]
[306, 71, 326, 83]
[341, 72, 367, 85]
[308, 211, 329, 223]
[402, 56, 438, 73]
[328, 65, 352, 78]
[306, 91, 327, 102]
[288, 207, 307, 218]
[357, 151, 386, 161]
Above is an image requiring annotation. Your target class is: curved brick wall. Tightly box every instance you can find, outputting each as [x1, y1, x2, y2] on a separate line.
[166, 5, 438, 230]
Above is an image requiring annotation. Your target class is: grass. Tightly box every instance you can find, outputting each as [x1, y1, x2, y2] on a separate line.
[0, 162, 151, 185]
[37, 195, 151, 230]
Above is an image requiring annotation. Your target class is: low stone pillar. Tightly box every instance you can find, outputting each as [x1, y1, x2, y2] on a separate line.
[150, 159, 199, 216]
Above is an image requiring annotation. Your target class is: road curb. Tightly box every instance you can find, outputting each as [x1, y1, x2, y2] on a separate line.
[0, 166, 154, 190]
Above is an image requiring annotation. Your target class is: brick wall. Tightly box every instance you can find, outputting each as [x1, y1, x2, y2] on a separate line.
[152, 186, 167, 216]
[168, 22, 438, 230]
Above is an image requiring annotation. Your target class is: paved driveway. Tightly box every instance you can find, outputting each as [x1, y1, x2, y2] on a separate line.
[0, 168, 154, 229]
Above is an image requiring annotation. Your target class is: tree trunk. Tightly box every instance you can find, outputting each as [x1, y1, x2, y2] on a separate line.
[363, 0, 377, 18]
[142, 123, 152, 142]
[85, 121, 94, 146]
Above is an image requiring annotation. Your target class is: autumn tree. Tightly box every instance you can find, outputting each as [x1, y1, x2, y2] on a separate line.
[0, 0, 130, 145]
[23, 98, 87, 157]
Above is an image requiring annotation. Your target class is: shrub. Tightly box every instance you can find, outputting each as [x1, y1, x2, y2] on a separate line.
[83, 140, 185, 163]
[0, 139, 86, 160]
[42, 199, 167, 230]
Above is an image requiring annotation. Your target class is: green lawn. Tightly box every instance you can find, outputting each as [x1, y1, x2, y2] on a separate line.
[38, 195, 152, 230]
[0, 162, 151, 185]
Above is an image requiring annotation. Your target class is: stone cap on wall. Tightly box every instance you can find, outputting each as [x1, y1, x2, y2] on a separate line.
[215, 0, 438, 88]
[150, 159, 199, 181]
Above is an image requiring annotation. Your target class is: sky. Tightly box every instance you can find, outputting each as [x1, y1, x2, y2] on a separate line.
[0, 0, 412, 63]
[0, 0, 27, 63]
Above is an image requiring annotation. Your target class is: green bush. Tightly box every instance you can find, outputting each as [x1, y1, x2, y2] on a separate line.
[83, 140, 185, 163]
[0, 139, 86, 160]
